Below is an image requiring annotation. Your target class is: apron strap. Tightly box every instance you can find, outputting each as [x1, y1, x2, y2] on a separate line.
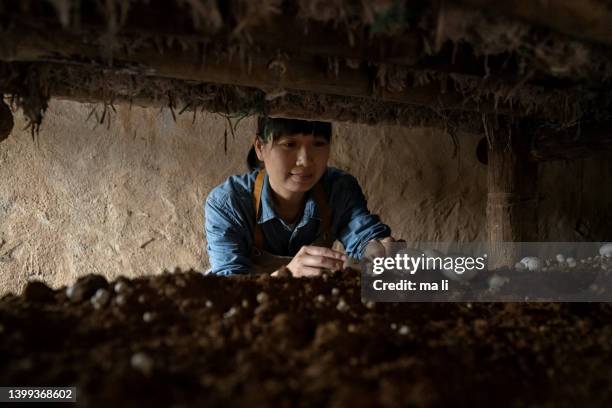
[252, 169, 333, 251]
[253, 169, 266, 251]
[312, 182, 332, 238]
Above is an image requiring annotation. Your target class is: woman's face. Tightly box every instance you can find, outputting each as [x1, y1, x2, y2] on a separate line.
[255, 133, 330, 197]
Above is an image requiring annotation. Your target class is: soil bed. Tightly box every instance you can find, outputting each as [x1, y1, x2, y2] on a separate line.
[2, 269, 612, 407]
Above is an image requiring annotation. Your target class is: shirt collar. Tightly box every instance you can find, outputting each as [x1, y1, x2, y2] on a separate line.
[258, 172, 320, 225]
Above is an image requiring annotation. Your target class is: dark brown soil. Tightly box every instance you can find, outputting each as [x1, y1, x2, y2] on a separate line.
[0, 99, 14, 142]
[2, 269, 612, 408]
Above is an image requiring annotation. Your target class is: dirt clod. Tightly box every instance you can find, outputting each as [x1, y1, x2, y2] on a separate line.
[23, 280, 54, 303]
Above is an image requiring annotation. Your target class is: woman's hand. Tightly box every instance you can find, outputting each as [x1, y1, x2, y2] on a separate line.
[286, 245, 347, 277]
[363, 236, 398, 260]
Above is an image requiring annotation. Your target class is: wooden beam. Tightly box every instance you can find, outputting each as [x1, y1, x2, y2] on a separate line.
[0, 23, 571, 120]
[134, 16, 424, 66]
[487, 126, 539, 268]
[478, 122, 612, 162]
[453, 0, 612, 48]
[0, 27, 467, 111]
[0, 1, 424, 64]
[530, 122, 612, 161]
[4, 59, 610, 161]
[0, 61, 485, 132]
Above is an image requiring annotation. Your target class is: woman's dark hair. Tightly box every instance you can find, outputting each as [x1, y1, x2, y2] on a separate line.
[247, 117, 332, 171]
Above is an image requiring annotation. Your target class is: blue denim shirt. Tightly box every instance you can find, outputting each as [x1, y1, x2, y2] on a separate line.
[204, 166, 391, 275]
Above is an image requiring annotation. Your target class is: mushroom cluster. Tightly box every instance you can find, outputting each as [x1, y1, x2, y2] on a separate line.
[514, 244, 612, 272]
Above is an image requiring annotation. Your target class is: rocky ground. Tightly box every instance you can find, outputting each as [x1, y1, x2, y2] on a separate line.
[2, 268, 612, 407]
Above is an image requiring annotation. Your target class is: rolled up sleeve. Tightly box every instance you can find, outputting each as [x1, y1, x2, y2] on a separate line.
[334, 174, 391, 259]
[204, 193, 252, 275]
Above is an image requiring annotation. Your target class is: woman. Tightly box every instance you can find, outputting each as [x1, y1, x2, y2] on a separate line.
[205, 116, 394, 276]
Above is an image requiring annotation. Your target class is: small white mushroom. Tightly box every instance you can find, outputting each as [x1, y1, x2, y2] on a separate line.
[364, 300, 375, 309]
[65, 275, 108, 303]
[115, 294, 126, 306]
[91, 288, 111, 310]
[566, 257, 577, 268]
[256, 292, 269, 304]
[599, 243, 612, 258]
[241, 299, 249, 308]
[223, 307, 238, 319]
[114, 281, 128, 294]
[488, 275, 509, 291]
[205, 300, 213, 308]
[131, 352, 154, 376]
[390, 323, 397, 330]
[398, 325, 410, 335]
[336, 298, 349, 312]
[520, 257, 543, 272]
[316, 294, 326, 303]
[331, 288, 340, 296]
[142, 312, 156, 323]
[556, 254, 565, 264]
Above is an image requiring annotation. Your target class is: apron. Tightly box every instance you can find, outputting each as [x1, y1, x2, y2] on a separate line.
[250, 168, 335, 274]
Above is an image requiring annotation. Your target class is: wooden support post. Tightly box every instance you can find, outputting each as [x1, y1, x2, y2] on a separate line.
[486, 126, 539, 268]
